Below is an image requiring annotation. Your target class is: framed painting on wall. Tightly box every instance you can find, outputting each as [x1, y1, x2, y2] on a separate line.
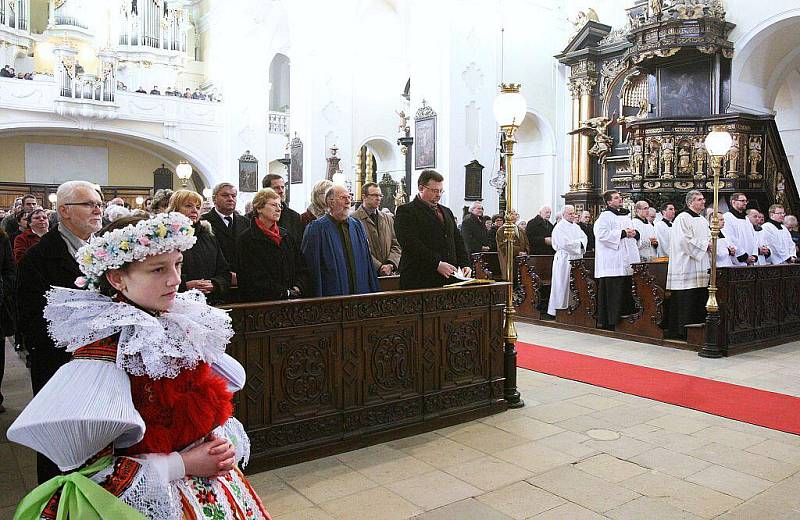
[414, 100, 437, 170]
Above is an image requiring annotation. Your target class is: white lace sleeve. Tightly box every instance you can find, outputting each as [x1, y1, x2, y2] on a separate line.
[210, 354, 246, 392]
[212, 417, 251, 467]
[91, 455, 183, 520]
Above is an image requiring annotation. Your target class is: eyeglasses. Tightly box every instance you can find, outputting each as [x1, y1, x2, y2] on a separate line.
[735, 199, 748, 203]
[64, 201, 103, 210]
[423, 185, 445, 195]
[365, 192, 383, 198]
[264, 202, 282, 210]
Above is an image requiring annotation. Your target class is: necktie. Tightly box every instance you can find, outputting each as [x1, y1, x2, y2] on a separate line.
[224, 216, 232, 227]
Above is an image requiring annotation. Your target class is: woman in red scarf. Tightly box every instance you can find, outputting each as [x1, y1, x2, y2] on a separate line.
[14, 208, 49, 264]
[236, 188, 309, 302]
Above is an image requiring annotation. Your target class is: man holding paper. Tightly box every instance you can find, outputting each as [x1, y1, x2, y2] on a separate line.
[395, 169, 472, 289]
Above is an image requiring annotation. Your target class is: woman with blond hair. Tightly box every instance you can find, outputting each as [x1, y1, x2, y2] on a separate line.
[237, 188, 309, 302]
[300, 179, 334, 231]
[168, 190, 230, 304]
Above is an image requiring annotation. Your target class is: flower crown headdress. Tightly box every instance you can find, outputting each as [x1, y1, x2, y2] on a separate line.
[75, 212, 197, 290]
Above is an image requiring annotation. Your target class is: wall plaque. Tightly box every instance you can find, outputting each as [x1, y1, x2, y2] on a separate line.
[290, 135, 303, 184]
[464, 160, 484, 201]
[238, 151, 258, 193]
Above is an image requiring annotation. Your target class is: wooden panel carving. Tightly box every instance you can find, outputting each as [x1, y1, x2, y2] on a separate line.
[617, 262, 667, 340]
[557, 258, 597, 328]
[226, 284, 509, 470]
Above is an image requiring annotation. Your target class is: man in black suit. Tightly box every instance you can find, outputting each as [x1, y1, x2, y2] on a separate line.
[395, 170, 471, 289]
[526, 205, 556, 254]
[263, 173, 303, 243]
[201, 182, 248, 276]
[16, 180, 103, 483]
[578, 210, 595, 253]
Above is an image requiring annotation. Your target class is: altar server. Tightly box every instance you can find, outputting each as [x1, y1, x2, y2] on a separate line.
[722, 193, 757, 265]
[593, 190, 640, 329]
[762, 204, 797, 264]
[667, 190, 710, 339]
[547, 205, 587, 317]
[655, 202, 675, 257]
[631, 200, 658, 261]
[710, 211, 737, 267]
[748, 209, 772, 265]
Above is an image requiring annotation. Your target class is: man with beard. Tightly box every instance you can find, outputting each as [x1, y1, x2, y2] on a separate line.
[721, 193, 757, 266]
[301, 184, 378, 296]
[666, 190, 711, 339]
[594, 190, 640, 330]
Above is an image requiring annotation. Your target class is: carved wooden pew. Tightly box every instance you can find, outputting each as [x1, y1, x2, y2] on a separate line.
[472, 252, 503, 281]
[617, 261, 669, 340]
[378, 275, 400, 292]
[556, 258, 597, 328]
[515, 255, 554, 320]
[224, 284, 509, 471]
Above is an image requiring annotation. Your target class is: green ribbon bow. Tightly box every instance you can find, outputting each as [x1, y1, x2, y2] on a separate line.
[14, 456, 146, 520]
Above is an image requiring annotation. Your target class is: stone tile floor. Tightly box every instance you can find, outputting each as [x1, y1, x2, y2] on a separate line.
[2, 324, 800, 519]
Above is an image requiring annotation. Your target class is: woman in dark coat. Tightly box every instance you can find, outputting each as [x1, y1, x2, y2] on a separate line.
[0, 227, 16, 412]
[237, 188, 308, 302]
[168, 190, 231, 304]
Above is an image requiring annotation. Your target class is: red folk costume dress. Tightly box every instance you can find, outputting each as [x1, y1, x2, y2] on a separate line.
[8, 287, 270, 520]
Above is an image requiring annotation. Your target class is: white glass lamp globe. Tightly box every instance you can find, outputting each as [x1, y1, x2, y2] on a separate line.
[705, 129, 733, 157]
[493, 84, 527, 128]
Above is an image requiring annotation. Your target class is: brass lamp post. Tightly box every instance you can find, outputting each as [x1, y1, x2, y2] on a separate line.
[699, 127, 732, 358]
[493, 83, 527, 408]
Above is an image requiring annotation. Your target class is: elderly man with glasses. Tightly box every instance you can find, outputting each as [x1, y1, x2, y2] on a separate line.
[394, 169, 471, 289]
[16, 180, 104, 483]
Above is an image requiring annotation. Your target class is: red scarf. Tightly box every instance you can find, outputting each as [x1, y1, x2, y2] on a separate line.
[255, 217, 282, 245]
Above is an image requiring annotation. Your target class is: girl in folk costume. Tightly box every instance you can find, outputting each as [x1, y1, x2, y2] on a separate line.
[8, 213, 270, 520]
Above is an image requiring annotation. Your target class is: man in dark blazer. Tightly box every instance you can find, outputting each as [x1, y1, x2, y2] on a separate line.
[201, 182, 249, 272]
[395, 170, 471, 289]
[263, 173, 303, 243]
[16, 180, 103, 483]
[526, 205, 556, 254]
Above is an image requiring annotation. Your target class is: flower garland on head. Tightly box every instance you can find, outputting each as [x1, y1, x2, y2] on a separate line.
[76, 212, 197, 290]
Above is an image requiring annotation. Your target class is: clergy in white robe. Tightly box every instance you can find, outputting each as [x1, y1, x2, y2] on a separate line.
[631, 201, 658, 261]
[547, 205, 587, 317]
[762, 204, 797, 264]
[749, 210, 772, 265]
[666, 190, 710, 339]
[654, 203, 675, 257]
[593, 190, 640, 329]
[722, 193, 756, 266]
[712, 213, 737, 267]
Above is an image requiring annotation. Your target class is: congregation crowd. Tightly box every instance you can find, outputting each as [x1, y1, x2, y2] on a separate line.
[1, 172, 798, 517]
[0, 65, 33, 80]
[132, 84, 221, 101]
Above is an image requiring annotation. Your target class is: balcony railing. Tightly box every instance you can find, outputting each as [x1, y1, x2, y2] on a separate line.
[269, 111, 289, 134]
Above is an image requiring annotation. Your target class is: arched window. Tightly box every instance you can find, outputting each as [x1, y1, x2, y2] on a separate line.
[269, 53, 290, 113]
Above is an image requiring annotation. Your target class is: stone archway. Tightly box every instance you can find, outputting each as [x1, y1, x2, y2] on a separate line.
[513, 111, 557, 221]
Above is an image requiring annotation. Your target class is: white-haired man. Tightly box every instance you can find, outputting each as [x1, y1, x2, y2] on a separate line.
[762, 204, 797, 264]
[666, 190, 710, 339]
[16, 180, 103, 483]
[631, 200, 658, 261]
[548, 205, 587, 317]
[526, 205, 555, 255]
[461, 200, 490, 254]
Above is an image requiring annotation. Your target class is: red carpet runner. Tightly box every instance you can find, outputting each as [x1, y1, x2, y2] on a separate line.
[517, 342, 800, 435]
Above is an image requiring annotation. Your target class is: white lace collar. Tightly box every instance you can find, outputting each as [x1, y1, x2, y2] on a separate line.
[44, 287, 234, 380]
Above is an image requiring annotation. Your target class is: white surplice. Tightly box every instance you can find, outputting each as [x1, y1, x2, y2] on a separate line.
[655, 219, 672, 257]
[716, 233, 737, 267]
[631, 217, 658, 261]
[593, 208, 640, 278]
[753, 226, 770, 265]
[722, 211, 756, 266]
[547, 219, 587, 316]
[667, 210, 711, 290]
[762, 220, 796, 264]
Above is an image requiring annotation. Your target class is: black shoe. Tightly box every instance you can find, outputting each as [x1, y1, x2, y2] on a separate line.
[0, 404, 6, 413]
